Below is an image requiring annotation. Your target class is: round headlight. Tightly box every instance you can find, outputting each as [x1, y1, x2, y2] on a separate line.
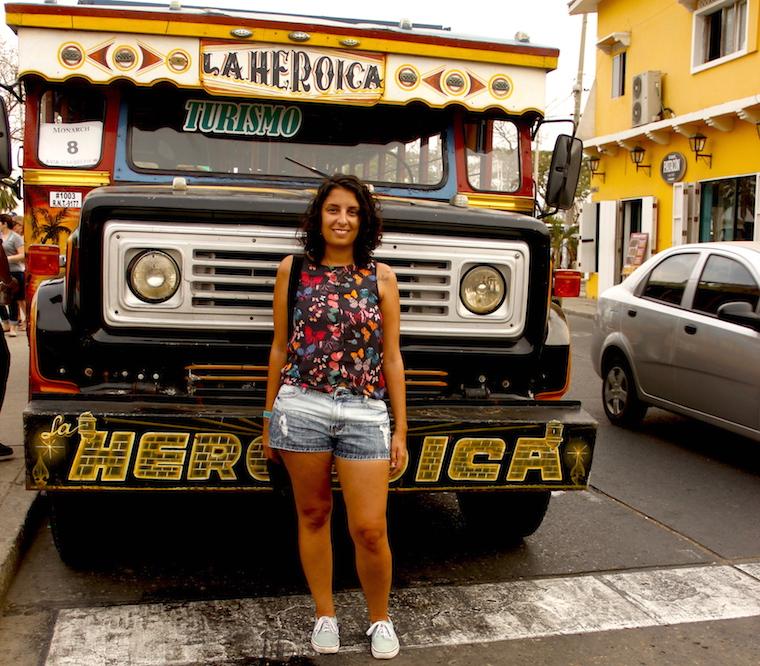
[460, 265, 506, 314]
[127, 250, 180, 303]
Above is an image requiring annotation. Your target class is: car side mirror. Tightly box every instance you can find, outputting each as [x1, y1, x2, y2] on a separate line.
[717, 301, 760, 332]
[545, 134, 583, 211]
[0, 100, 11, 179]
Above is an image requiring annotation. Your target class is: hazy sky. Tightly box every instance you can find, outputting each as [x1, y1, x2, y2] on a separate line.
[0, 0, 597, 122]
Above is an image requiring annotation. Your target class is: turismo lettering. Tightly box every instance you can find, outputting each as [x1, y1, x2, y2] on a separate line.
[183, 99, 302, 138]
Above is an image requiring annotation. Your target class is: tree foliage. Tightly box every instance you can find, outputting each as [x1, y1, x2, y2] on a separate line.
[546, 216, 579, 268]
[536, 146, 591, 268]
[0, 36, 21, 212]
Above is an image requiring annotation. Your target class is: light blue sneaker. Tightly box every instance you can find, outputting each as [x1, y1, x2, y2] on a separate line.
[311, 615, 340, 654]
[366, 619, 399, 659]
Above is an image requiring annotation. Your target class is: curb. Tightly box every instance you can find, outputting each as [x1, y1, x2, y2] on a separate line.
[0, 485, 41, 604]
[564, 307, 595, 320]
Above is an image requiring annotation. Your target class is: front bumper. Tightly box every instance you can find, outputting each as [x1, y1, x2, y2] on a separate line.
[25, 399, 596, 491]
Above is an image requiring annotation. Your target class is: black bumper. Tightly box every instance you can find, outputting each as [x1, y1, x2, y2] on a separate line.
[25, 399, 596, 491]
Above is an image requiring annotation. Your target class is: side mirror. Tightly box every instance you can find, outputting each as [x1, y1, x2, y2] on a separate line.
[717, 301, 760, 332]
[545, 134, 583, 210]
[0, 101, 11, 179]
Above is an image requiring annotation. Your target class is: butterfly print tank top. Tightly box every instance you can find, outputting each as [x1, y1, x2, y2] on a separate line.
[281, 260, 386, 399]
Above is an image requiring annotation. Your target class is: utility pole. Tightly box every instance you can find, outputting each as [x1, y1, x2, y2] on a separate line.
[564, 12, 589, 263]
[573, 13, 588, 127]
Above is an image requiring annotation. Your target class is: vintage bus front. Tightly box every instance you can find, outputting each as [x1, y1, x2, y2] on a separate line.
[3, 2, 594, 564]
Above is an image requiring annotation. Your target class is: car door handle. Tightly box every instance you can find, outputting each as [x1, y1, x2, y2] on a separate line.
[684, 325, 697, 335]
[627, 309, 637, 317]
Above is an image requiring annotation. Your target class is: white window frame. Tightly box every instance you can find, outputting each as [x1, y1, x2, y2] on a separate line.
[691, 0, 749, 73]
[611, 51, 626, 98]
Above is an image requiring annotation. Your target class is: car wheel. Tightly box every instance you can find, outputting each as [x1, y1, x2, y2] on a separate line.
[602, 354, 648, 426]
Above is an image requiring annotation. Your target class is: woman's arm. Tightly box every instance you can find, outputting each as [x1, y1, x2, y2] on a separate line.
[0, 240, 12, 284]
[0, 240, 17, 300]
[378, 262, 407, 472]
[262, 254, 294, 459]
[6, 238, 23, 263]
[6, 233, 23, 262]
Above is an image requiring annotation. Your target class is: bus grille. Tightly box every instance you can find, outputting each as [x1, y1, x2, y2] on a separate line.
[103, 221, 529, 338]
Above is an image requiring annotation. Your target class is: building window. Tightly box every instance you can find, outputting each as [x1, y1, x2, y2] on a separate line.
[611, 52, 626, 97]
[699, 176, 755, 242]
[693, 0, 748, 68]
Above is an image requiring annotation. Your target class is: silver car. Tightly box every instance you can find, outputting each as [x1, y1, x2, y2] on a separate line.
[591, 242, 760, 441]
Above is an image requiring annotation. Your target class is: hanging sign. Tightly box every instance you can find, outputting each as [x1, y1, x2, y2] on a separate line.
[660, 152, 686, 184]
[38, 121, 103, 167]
[201, 43, 385, 103]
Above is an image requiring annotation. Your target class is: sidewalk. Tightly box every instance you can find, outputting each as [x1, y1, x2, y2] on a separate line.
[0, 334, 38, 604]
[560, 295, 597, 319]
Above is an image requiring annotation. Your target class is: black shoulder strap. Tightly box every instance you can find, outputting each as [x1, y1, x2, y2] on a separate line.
[286, 254, 304, 341]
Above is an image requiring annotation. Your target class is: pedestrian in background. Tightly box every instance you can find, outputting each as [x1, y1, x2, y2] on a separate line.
[0, 237, 19, 458]
[0, 214, 24, 336]
[262, 175, 407, 659]
[11, 215, 26, 330]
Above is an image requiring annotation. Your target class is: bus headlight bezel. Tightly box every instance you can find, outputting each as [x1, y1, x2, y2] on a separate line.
[127, 250, 181, 303]
[459, 264, 507, 315]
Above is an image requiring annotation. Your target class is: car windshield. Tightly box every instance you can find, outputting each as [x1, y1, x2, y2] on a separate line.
[129, 90, 448, 187]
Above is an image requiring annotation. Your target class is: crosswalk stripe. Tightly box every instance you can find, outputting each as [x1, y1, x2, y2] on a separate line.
[738, 563, 760, 581]
[46, 563, 760, 665]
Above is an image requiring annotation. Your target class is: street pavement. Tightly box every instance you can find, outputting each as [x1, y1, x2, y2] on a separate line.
[0, 333, 35, 604]
[0, 297, 599, 604]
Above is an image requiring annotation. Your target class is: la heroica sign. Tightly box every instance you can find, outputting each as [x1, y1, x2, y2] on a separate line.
[660, 151, 686, 184]
[201, 42, 385, 104]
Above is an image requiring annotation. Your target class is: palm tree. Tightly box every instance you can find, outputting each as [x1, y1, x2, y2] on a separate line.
[0, 185, 16, 213]
[546, 217, 579, 269]
[30, 207, 73, 245]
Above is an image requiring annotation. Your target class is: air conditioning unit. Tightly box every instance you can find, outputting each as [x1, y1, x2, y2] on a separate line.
[631, 71, 661, 127]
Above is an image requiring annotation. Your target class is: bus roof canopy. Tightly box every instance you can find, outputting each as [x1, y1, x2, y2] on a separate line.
[7, 1, 556, 115]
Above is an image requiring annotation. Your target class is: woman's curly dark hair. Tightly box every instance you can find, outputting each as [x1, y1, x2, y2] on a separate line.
[299, 174, 382, 267]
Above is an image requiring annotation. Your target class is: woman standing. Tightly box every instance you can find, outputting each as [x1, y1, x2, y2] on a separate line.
[263, 175, 407, 659]
[0, 214, 24, 336]
[0, 237, 17, 458]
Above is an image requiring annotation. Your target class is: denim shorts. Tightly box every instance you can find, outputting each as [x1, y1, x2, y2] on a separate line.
[268, 384, 391, 460]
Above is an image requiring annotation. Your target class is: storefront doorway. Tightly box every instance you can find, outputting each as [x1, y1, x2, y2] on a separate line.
[617, 198, 642, 281]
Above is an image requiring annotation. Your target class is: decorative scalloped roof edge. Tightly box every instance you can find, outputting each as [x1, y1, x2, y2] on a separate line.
[583, 94, 760, 154]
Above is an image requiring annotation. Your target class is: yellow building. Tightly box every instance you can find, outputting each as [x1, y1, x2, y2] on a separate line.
[570, 0, 760, 297]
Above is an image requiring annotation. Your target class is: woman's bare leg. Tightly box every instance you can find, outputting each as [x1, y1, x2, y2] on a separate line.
[335, 458, 391, 622]
[280, 451, 336, 617]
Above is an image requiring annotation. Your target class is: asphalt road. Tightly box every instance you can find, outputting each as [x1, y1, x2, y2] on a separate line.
[1, 314, 759, 665]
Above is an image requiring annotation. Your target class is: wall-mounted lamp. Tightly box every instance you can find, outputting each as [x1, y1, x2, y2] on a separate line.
[688, 133, 712, 167]
[586, 155, 606, 182]
[629, 146, 651, 175]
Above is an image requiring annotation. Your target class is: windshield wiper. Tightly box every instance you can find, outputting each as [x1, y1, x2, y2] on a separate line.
[284, 156, 330, 179]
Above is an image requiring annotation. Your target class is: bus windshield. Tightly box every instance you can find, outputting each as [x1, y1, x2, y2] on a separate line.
[129, 89, 448, 187]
